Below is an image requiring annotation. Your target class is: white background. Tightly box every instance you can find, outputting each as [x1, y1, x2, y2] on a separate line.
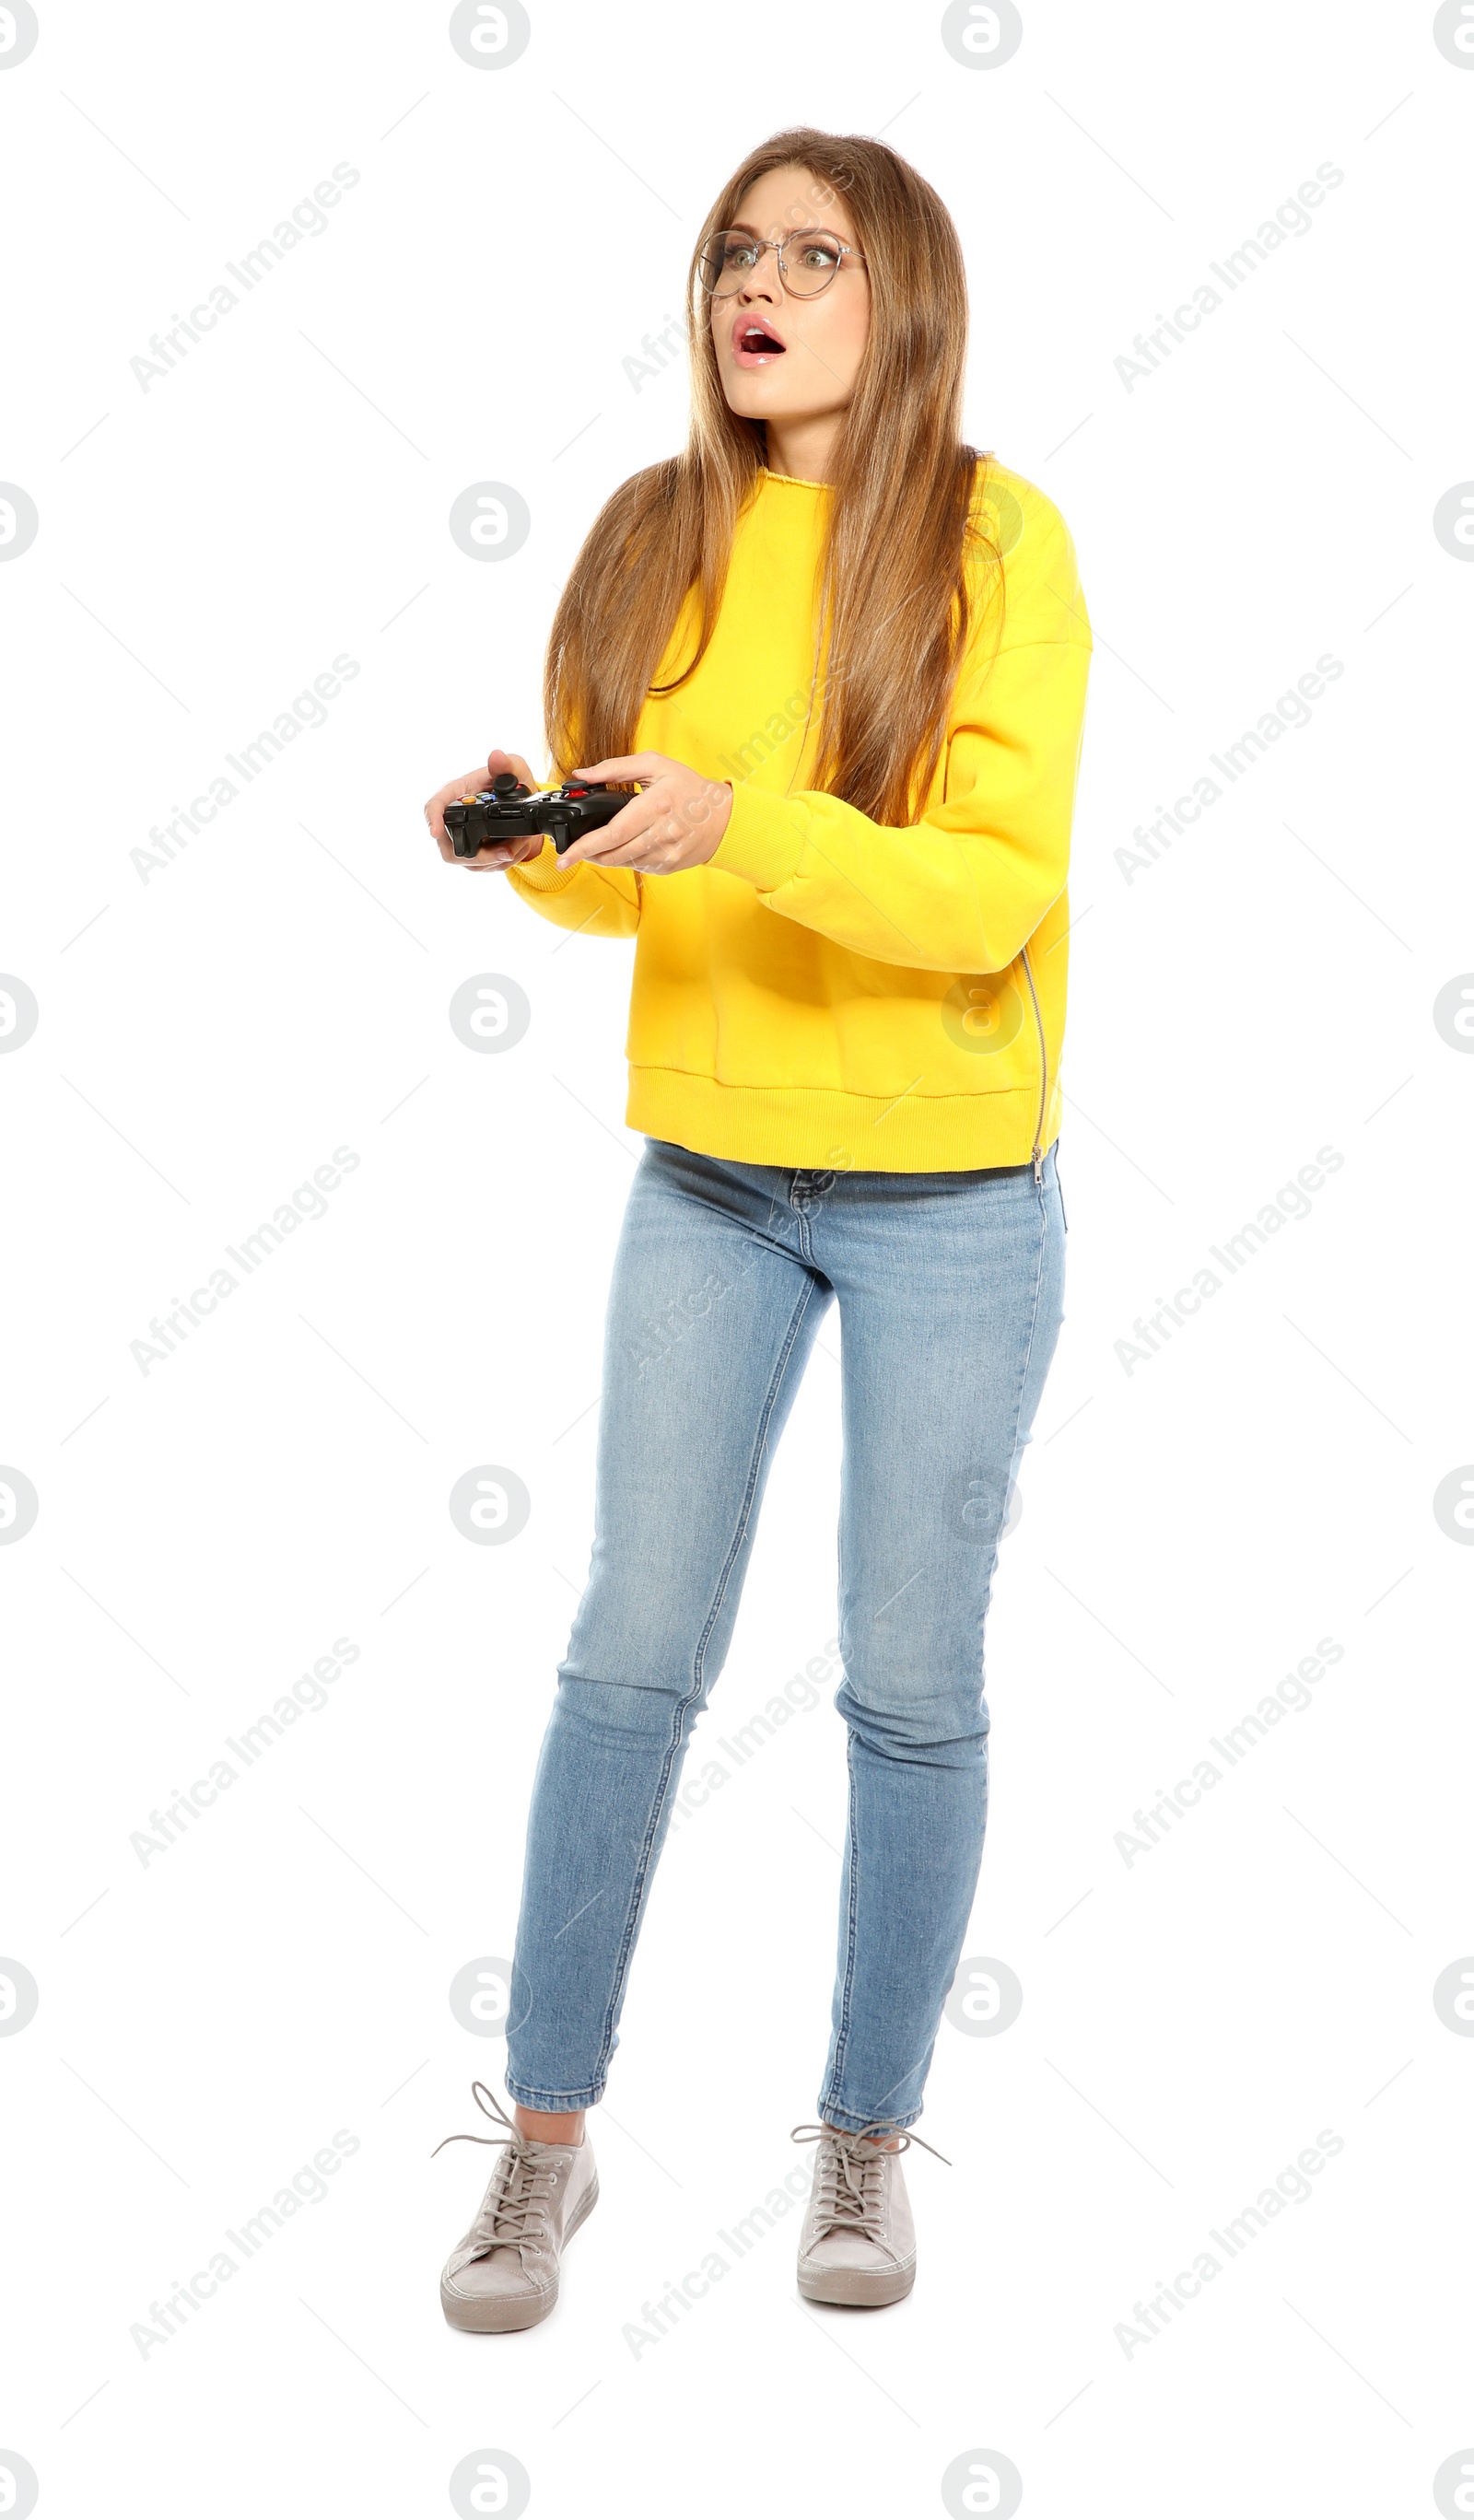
[2, 2, 1472, 2514]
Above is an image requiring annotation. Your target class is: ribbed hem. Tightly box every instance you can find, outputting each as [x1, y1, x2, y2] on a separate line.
[626, 1066, 1057, 1173]
[503, 2074, 606, 2111]
[818, 2100, 924, 2134]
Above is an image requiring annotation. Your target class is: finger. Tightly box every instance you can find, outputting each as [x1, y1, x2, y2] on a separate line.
[569, 752, 663, 783]
[472, 830, 545, 865]
[425, 769, 492, 839]
[487, 748, 539, 788]
[436, 830, 498, 867]
[559, 794, 658, 868]
[434, 816, 535, 869]
[573, 842, 671, 872]
[565, 815, 691, 872]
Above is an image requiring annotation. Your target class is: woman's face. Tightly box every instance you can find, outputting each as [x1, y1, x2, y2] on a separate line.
[708, 163, 871, 447]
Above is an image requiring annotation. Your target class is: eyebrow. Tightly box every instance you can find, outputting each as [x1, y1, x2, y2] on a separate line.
[724, 219, 857, 246]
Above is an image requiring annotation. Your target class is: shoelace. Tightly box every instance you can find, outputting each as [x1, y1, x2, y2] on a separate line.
[432, 2081, 564, 2256]
[790, 2117, 952, 2242]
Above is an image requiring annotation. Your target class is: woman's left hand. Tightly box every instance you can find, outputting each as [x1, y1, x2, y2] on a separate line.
[560, 752, 732, 872]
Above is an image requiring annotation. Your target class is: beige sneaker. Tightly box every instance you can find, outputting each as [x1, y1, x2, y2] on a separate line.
[790, 2118, 950, 2308]
[435, 2082, 599, 2333]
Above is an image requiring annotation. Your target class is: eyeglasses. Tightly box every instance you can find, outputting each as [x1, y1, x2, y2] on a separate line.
[696, 228, 867, 299]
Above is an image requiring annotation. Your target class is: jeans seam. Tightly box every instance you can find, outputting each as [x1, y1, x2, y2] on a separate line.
[979, 1170, 1050, 1610]
[1013, 1162, 1051, 1457]
[591, 1273, 824, 2084]
[821, 1169, 1054, 2130]
[819, 1727, 864, 2116]
[790, 1171, 814, 1264]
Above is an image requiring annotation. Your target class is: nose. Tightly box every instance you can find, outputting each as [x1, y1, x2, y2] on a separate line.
[735, 242, 782, 304]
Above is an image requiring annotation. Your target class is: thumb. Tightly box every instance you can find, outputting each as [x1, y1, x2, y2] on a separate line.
[485, 747, 540, 788]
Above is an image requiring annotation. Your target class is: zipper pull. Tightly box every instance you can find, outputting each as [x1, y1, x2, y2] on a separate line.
[1032, 1148, 1044, 1186]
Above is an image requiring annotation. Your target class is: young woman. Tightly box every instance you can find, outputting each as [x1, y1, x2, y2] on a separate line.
[424, 125, 1091, 2331]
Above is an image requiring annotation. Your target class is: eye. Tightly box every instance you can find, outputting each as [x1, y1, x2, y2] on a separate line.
[723, 240, 759, 270]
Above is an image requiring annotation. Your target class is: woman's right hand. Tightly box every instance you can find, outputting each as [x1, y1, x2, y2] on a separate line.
[424, 749, 550, 871]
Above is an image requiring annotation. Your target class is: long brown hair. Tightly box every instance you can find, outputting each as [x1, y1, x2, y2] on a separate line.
[543, 127, 1001, 825]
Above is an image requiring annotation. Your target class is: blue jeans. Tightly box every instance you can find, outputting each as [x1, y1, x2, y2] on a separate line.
[505, 1136, 1066, 2132]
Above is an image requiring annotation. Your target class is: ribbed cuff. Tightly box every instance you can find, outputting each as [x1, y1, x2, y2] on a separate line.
[709, 782, 810, 893]
[509, 835, 580, 894]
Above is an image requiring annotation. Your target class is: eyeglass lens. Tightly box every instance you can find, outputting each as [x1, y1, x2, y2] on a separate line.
[700, 230, 848, 298]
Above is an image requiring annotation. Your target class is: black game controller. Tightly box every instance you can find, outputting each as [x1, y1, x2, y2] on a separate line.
[444, 772, 630, 858]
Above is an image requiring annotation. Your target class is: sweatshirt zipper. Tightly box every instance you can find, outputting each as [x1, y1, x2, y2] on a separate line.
[1020, 944, 1047, 1185]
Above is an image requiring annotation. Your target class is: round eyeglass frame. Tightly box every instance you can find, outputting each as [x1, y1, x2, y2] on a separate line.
[696, 227, 868, 299]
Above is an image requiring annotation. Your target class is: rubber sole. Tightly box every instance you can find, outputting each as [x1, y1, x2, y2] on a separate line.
[797, 2254, 917, 2308]
[440, 2176, 600, 2333]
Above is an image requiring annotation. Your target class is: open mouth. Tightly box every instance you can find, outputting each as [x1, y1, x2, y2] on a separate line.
[733, 320, 787, 361]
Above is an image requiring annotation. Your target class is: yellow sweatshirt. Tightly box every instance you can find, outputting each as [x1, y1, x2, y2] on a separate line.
[508, 460, 1092, 1173]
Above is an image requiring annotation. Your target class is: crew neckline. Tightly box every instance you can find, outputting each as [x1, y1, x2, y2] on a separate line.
[759, 465, 830, 491]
